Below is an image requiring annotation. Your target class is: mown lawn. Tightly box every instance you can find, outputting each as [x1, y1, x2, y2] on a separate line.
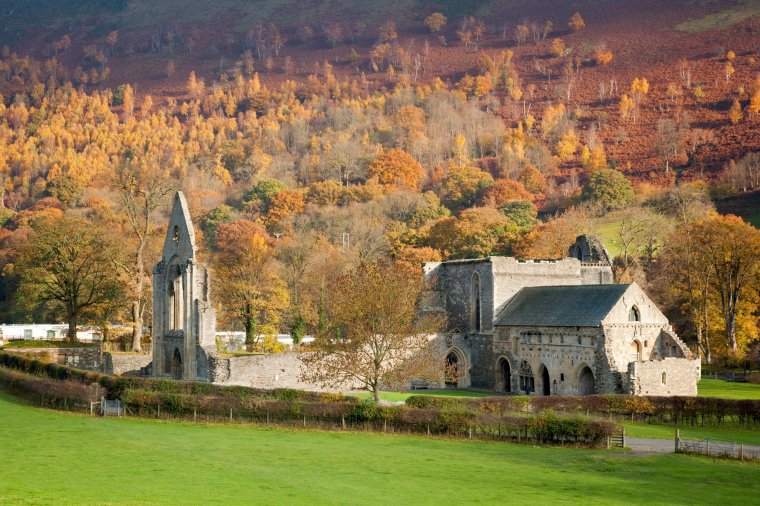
[1, 391, 759, 505]
[698, 378, 760, 400]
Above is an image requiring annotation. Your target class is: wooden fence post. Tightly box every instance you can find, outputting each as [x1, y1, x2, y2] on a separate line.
[675, 429, 680, 452]
[193, 408, 197, 422]
[622, 426, 626, 448]
[229, 408, 233, 422]
[740, 443, 745, 461]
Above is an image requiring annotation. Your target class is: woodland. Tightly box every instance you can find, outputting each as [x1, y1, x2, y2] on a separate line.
[0, 1, 758, 367]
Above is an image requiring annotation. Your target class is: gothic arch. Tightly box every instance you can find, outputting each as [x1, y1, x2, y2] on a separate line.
[444, 347, 469, 388]
[630, 339, 643, 362]
[171, 348, 183, 380]
[578, 364, 595, 395]
[629, 305, 641, 322]
[495, 356, 512, 392]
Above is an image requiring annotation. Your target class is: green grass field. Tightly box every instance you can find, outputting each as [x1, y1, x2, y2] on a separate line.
[1, 391, 759, 505]
[698, 378, 760, 400]
[676, 0, 760, 32]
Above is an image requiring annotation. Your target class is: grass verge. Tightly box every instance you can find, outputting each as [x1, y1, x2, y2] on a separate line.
[698, 378, 760, 400]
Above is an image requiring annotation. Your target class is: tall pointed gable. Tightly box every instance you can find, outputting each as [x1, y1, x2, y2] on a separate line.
[162, 191, 197, 262]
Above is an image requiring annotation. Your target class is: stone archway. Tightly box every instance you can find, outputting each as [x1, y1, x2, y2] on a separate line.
[496, 357, 511, 392]
[578, 366, 595, 395]
[540, 365, 551, 396]
[630, 339, 642, 362]
[444, 347, 468, 388]
[171, 348, 183, 380]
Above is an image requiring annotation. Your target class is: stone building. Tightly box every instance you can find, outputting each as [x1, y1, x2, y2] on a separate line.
[152, 192, 217, 381]
[423, 237, 700, 396]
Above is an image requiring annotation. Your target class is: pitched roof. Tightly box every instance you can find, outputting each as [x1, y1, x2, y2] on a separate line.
[494, 284, 630, 327]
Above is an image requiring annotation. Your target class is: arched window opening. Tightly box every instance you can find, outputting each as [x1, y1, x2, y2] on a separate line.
[518, 361, 534, 394]
[579, 366, 595, 395]
[496, 358, 511, 393]
[173, 225, 180, 244]
[168, 264, 183, 331]
[471, 273, 481, 333]
[629, 306, 640, 322]
[662, 372, 667, 385]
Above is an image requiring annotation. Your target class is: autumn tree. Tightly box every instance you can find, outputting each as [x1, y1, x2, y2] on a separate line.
[439, 163, 494, 211]
[691, 215, 760, 355]
[593, 43, 613, 66]
[425, 13, 447, 33]
[550, 38, 565, 58]
[513, 207, 592, 259]
[581, 169, 634, 210]
[568, 12, 585, 32]
[630, 77, 649, 123]
[367, 148, 424, 190]
[729, 98, 743, 125]
[427, 207, 518, 259]
[213, 220, 289, 348]
[301, 261, 443, 403]
[17, 217, 123, 341]
[478, 178, 532, 207]
[113, 156, 174, 351]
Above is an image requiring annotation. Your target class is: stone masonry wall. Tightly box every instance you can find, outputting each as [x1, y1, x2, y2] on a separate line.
[103, 353, 152, 376]
[627, 358, 701, 396]
[2, 347, 102, 371]
[208, 352, 356, 392]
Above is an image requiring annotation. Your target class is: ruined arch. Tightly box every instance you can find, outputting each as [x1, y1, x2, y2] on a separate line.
[539, 364, 551, 396]
[444, 347, 469, 388]
[578, 365, 595, 395]
[166, 257, 184, 332]
[518, 361, 534, 394]
[470, 272, 481, 333]
[495, 356, 512, 392]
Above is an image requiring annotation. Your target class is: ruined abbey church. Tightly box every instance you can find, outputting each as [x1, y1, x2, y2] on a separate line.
[423, 236, 700, 396]
[152, 192, 699, 396]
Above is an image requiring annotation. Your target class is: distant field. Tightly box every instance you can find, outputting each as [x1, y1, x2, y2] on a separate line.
[1, 391, 759, 505]
[676, 0, 760, 32]
[698, 378, 760, 400]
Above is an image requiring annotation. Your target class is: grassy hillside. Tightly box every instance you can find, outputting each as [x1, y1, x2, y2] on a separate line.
[2, 391, 759, 505]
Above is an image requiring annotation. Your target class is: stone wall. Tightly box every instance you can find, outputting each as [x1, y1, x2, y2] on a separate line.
[2, 347, 102, 371]
[627, 358, 701, 396]
[208, 352, 353, 392]
[103, 353, 152, 376]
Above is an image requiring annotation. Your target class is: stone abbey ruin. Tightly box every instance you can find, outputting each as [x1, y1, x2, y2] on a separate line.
[152, 192, 699, 396]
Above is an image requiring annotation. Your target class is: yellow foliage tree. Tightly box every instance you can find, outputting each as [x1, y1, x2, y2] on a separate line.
[568, 12, 585, 32]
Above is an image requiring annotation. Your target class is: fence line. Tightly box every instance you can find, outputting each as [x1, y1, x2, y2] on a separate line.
[675, 429, 760, 461]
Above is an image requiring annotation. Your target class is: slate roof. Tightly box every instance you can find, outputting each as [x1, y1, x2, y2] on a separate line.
[494, 284, 630, 327]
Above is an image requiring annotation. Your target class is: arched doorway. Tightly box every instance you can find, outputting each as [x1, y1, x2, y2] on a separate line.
[496, 357, 511, 392]
[630, 339, 642, 362]
[540, 365, 551, 396]
[518, 361, 534, 394]
[579, 366, 595, 395]
[171, 348, 183, 380]
[445, 351, 460, 387]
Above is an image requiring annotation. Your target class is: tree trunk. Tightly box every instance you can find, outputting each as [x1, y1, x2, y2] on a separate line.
[131, 241, 146, 352]
[373, 384, 381, 404]
[67, 315, 78, 342]
[131, 300, 142, 352]
[244, 306, 257, 351]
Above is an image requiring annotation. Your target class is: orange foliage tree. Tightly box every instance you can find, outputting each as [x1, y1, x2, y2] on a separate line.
[367, 148, 424, 190]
